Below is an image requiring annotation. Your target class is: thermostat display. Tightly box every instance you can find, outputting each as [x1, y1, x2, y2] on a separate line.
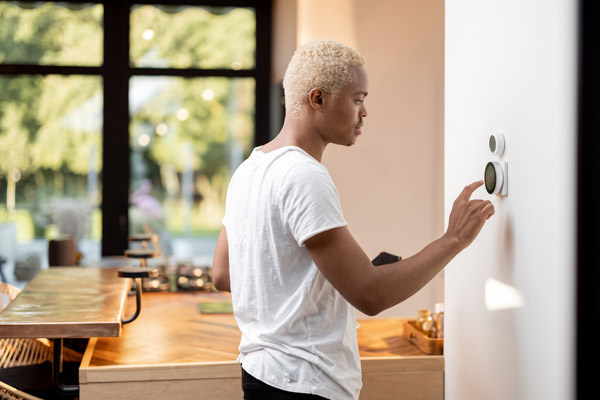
[484, 161, 507, 196]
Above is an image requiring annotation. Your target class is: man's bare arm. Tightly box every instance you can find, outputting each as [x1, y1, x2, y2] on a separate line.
[305, 181, 494, 316]
[212, 225, 231, 292]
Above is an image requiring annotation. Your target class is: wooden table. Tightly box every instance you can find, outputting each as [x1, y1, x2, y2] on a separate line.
[79, 292, 443, 400]
[0, 267, 130, 339]
[0, 266, 131, 396]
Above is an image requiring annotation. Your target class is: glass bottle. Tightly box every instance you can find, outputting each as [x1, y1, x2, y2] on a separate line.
[436, 311, 444, 338]
[430, 314, 438, 338]
[434, 303, 445, 339]
[417, 309, 433, 335]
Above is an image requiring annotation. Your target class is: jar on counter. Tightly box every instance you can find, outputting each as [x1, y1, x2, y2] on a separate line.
[416, 309, 433, 335]
[430, 314, 438, 338]
[436, 311, 444, 338]
[434, 302, 444, 339]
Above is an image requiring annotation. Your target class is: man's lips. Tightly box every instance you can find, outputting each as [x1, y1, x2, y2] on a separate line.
[355, 122, 364, 134]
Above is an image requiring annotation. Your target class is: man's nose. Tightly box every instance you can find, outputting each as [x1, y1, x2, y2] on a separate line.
[360, 104, 368, 118]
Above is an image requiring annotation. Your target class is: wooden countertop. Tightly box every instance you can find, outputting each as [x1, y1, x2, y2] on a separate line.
[79, 291, 443, 400]
[83, 291, 433, 368]
[0, 267, 130, 339]
[84, 291, 238, 367]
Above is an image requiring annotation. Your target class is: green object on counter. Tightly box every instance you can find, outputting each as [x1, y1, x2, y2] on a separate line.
[198, 301, 233, 314]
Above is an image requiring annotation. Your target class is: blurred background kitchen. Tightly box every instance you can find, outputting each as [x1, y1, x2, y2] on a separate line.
[0, 0, 444, 321]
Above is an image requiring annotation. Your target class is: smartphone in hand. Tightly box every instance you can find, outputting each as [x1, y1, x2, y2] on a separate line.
[371, 251, 402, 266]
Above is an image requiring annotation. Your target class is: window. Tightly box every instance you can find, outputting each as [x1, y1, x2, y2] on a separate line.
[0, 3, 104, 281]
[0, 2, 103, 66]
[0, 1, 271, 285]
[130, 5, 256, 70]
[129, 75, 256, 261]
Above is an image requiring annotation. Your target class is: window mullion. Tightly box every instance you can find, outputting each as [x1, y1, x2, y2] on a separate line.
[102, 3, 131, 256]
[254, 0, 271, 146]
[0, 65, 102, 75]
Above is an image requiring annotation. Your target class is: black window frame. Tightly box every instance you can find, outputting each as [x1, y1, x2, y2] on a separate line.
[0, 0, 272, 256]
[576, 0, 599, 398]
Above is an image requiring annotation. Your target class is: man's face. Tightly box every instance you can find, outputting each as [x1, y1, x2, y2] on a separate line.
[320, 65, 369, 146]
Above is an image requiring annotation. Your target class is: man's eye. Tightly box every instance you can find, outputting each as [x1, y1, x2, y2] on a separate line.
[355, 99, 364, 104]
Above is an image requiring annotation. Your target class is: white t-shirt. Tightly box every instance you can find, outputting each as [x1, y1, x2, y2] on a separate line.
[222, 146, 362, 400]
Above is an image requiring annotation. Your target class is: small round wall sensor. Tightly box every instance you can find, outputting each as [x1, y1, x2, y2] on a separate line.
[484, 161, 504, 195]
[489, 133, 505, 156]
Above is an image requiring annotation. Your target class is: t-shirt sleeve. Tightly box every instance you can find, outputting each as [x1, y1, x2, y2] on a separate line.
[280, 162, 347, 246]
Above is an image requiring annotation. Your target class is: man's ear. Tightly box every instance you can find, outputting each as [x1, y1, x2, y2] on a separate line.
[308, 88, 325, 110]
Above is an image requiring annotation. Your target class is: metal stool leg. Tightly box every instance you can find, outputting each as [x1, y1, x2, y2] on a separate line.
[52, 338, 79, 397]
[122, 277, 142, 325]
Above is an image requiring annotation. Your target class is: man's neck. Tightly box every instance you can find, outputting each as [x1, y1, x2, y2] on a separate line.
[261, 116, 327, 162]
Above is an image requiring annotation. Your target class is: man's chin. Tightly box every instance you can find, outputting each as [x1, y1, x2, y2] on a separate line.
[331, 134, 358, 147]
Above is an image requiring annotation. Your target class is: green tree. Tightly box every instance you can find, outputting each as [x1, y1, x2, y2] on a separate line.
[0, 3, 103, 234]
[129, 6, 256, 234]
[1, 3, 257, 238]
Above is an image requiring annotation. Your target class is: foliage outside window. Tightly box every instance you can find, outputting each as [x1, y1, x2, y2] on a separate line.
[0, 3, 103, 65]
[129, 76, 255, 240]
[128, 5, 256, 257]
[130, 5, 255, 70]
[0, 3, 104, 271]
[0, 2, 261, 284]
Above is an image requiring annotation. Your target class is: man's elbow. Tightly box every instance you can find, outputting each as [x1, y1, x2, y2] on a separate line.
[353, 293, 385, 317]
[354, 285, 413, 316]
[348, 271, 386, 316]
[357, 304, 380, 317]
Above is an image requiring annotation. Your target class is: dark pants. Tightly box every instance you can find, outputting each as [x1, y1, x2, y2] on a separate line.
[241, 368, 329, 400]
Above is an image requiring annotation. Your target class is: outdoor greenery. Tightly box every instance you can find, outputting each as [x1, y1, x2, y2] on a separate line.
[129, 75, 255, 236]
[130, 5, 255, 70]
[0, 2, 256, 249]
[0, 2, 103, 66]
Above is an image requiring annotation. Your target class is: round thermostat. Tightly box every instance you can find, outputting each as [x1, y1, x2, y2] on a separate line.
[489, 133, 505, 156]
[484, 161, 504, 195]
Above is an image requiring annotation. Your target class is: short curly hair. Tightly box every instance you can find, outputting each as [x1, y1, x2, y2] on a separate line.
[283, 39, 366, 116]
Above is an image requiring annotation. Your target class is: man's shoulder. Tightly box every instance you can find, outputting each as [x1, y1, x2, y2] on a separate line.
[282, 153, 329, 181]
[256, 146, 324, 180]
[233, 146, 331, 189]
[273, 146, 321, 167]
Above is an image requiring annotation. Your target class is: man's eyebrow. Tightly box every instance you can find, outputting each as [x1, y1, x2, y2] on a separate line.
[354, 91, 368, 96]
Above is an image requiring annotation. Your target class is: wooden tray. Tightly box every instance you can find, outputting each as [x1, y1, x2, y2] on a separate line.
[403, 320, 444, 355]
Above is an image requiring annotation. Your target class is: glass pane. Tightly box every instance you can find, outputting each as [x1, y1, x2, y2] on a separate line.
[130, 5, 255, 70]
[0, 75, 102, 287]
[129, 76, 255, 263]
[0, 2, 103, 66]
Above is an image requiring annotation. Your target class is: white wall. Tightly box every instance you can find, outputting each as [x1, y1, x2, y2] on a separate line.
[444, 1, 577, 399]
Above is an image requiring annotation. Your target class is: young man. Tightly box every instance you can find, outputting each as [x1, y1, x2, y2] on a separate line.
[212, 39, 494, 400]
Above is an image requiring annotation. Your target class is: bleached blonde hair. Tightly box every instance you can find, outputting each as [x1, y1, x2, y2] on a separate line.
[283, 39, 366, 116]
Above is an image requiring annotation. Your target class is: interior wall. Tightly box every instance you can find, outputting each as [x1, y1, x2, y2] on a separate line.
[444, 1, 577, 399]
[271, 0, 297, 84]
[273, 0, 445, 318]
